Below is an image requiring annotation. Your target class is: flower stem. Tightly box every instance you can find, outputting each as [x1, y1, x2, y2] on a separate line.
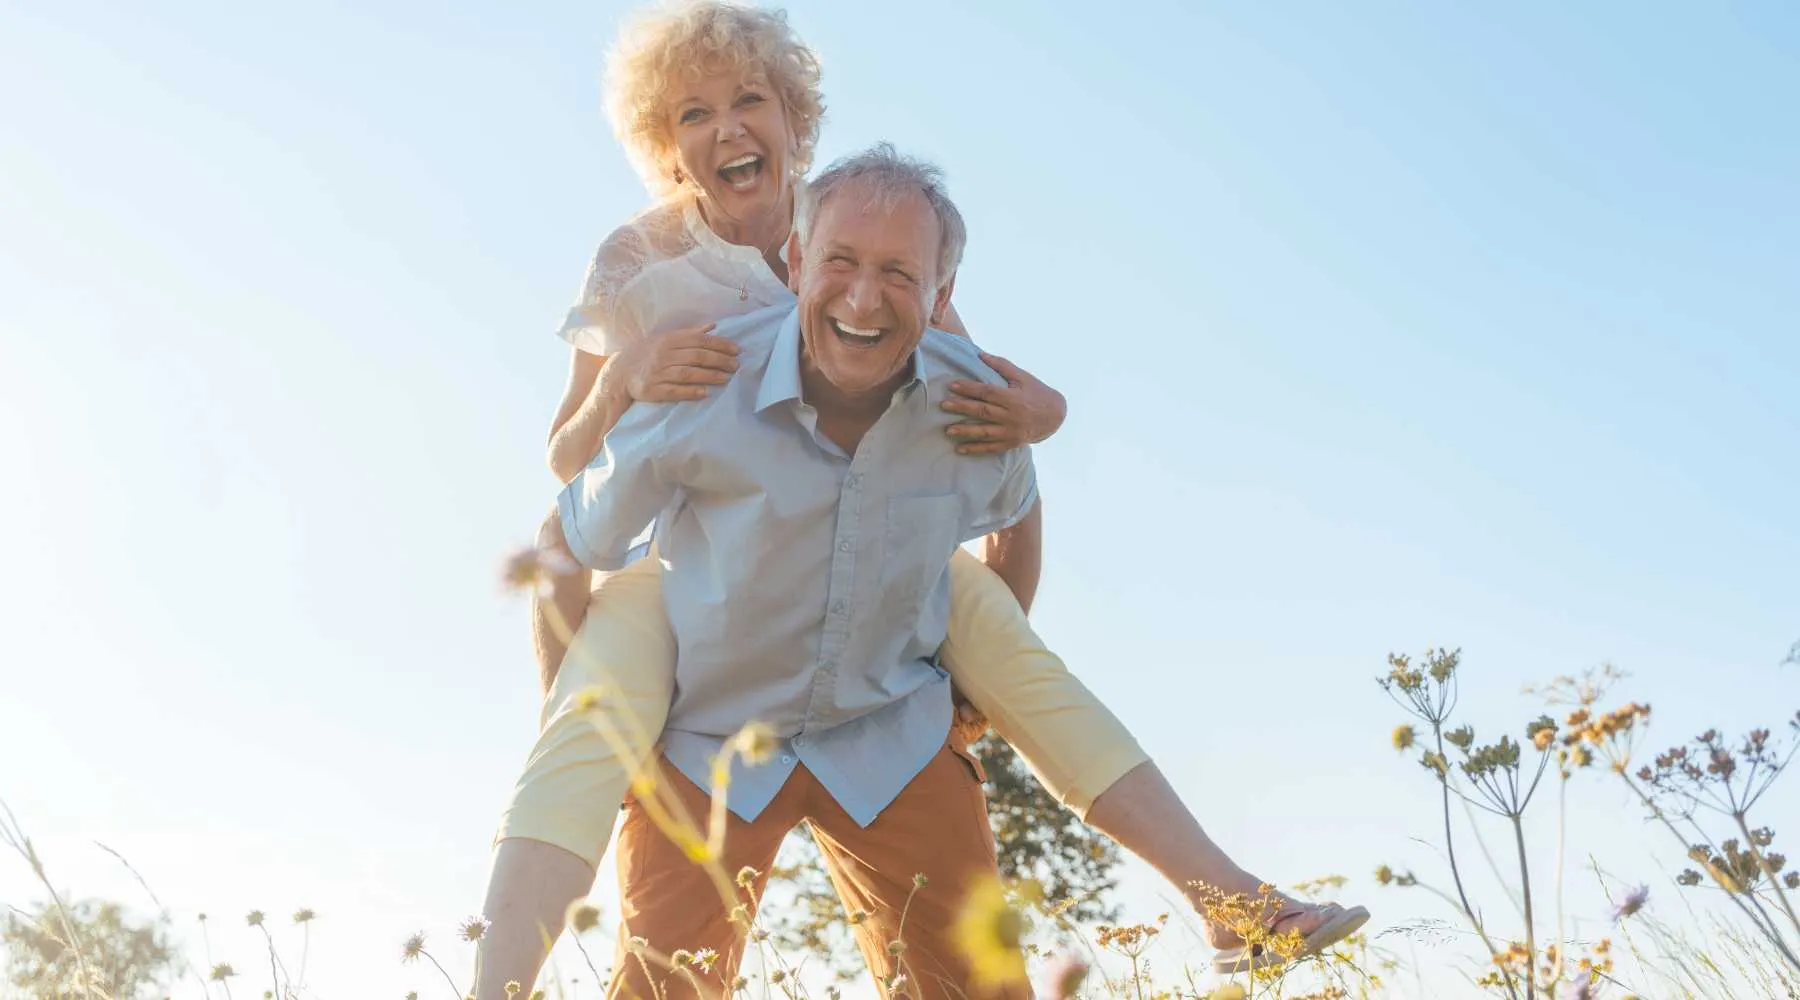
[1509, 812, 1536, 999]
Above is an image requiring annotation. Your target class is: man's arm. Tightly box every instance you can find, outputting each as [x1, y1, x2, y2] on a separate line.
[981, 497, 1043, 614]
[533, 402, 688, 686]
[967, 441, 1043, 612]
[556, 402, 684, 572]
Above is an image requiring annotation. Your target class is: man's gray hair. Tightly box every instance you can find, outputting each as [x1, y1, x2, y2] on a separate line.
[796, 143, 967, 288]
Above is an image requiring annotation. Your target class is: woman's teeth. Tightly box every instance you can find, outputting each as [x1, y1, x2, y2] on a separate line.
[718, 155, 763, 190]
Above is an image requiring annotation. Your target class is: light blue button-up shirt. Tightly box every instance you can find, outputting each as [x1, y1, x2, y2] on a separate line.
[557, 304, 1038, 825]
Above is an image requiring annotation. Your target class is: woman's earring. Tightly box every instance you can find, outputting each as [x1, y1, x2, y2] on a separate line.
[672, 167, 685, 186]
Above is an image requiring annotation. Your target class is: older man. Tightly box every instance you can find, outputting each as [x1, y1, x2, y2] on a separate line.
[480, 145, 1036, 1000]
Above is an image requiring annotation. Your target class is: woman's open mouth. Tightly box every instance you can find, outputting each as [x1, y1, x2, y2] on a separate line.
[718, 154, 765, 192]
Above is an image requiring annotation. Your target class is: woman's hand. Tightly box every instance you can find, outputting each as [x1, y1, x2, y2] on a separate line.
[941, 352, 1067, 454]
[608, 323, 740, 403]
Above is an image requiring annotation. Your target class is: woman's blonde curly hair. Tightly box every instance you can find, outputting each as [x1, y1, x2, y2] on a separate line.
[603, 1, 825, 201]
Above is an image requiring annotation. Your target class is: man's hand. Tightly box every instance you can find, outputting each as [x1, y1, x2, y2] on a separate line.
[941, 352, 1067, 454]
[951, 691, 990, 746]
[606, 323, 739, 403]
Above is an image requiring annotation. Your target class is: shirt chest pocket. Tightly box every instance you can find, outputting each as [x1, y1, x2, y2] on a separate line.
[882, 494, 964, 616]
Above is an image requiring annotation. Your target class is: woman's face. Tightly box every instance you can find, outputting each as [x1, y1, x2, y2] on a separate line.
[665, 67, 795, 242]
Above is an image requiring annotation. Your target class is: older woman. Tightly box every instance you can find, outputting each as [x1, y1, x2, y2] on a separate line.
[476, 3, 1364, 996]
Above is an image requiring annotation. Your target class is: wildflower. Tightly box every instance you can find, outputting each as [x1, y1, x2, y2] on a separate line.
[769, 969, 787, 984]
[731, 721, 780, 765]
[1206, 986, 1248, 1000]
[826, 987, 842, 1000]
[736, 866, 760, 888]
[913, 872, 930, 889]
[953, 877, 1028, 988]
[1420, 751, 1450, 778]
[848, 908, 869, 925]
[506, 983, 521, 997]
[406, 994, 418, 1000]
[1374, 865, 1394, 886]
[887, 939, 907, 956]
[671, 949, 695, 967]
[458, 915, 491, 942]
[292, 908, 315, 924]
[1445, 725, 1475, 751]
[245, 910, 265, 927]
[566, 900, 601, 934]
[1676, 869, 1702, 887]
[1043, 953, 1089, 999]
[400, 933, 426, 963]
[1612, 885, 1649, 922]
[626, 936, 650, 955]
[501, 544, 579, 596]
[885, 972, 909, 995]
[730, 976, 750, 992]
[692, 948, 719, 971]
[1391, 725, 1416, 751]
[210, 963, 236, 981]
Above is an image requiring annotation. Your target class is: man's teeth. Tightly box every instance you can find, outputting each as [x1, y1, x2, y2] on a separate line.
[832, 319, 882, 341]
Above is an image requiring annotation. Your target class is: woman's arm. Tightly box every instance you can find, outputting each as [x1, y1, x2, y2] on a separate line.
[935, 300, 1067, 454]
[548, 350, 629, 484]
[545, 327, 739, 483]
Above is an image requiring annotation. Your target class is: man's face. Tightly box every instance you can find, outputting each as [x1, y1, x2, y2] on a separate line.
[788, 182, 955, 399]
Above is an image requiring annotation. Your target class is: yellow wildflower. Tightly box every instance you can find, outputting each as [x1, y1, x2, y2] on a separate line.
[953, 877, 1028, 989]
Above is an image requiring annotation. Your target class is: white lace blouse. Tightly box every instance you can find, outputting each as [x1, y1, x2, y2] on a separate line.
[556, 197, 797, 356]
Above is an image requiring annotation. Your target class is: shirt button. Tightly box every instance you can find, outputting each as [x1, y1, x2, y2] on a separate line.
[831, 600, 845, 615]
[794, 735, 807, 747]
[780, 754, 794, 765]
[848, 474, 863, 487]
[838, 540, 851, 552]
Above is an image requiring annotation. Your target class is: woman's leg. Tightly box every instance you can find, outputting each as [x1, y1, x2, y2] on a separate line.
[498, 550, 675, 863]
[941, 549, 1338, 942]
[477, 554, 676, 998]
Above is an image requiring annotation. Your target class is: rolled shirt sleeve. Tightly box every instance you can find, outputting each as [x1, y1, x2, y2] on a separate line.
[966, 445, 1039, 538]
[557, 406, 684, 571]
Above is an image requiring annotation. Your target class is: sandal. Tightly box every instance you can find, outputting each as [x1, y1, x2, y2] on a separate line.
[1210, 901, 1370, 974]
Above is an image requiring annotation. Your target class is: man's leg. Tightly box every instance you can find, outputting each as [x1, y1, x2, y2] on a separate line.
[607, 760, 798, 1000]
[805, 743, 1031, 1000]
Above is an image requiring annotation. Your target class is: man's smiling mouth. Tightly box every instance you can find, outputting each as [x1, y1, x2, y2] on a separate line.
[830, 318, 885, 348]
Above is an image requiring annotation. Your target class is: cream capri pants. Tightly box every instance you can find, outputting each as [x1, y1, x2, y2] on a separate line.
[496, 548, 1149, 867]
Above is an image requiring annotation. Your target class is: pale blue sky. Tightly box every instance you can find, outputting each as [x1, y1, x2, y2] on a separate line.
[2, 1, 1796, 996]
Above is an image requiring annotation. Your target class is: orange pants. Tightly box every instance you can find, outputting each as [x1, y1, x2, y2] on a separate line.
[609, 744, 1031, 1000]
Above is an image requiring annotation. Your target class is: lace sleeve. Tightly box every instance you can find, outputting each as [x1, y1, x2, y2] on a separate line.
[555, 224, 651, 356]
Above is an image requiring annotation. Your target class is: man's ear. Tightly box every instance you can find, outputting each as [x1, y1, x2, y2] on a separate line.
[930, 271, 958, 326]
[785, 232, 803, 294]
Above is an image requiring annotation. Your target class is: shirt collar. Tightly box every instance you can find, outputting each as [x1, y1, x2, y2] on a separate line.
[755, 309, 930, 413]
